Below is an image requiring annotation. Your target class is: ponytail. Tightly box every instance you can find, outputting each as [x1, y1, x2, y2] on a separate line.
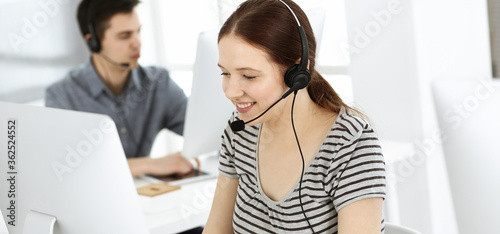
[307, 69, 366, 118]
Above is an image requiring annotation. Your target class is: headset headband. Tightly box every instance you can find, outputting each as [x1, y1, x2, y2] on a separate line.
[279, 0, 308, 72]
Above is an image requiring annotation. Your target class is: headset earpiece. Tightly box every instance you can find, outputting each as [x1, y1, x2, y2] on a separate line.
[284, 23, 311, 92]
[86, 0, 101, 53]
[284, 64, 311, 91]
[87, 22, 101, 53]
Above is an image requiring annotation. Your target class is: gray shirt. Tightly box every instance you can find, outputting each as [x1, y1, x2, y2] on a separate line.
[45, 59, 187, 158]
[219, 107, 386, 233]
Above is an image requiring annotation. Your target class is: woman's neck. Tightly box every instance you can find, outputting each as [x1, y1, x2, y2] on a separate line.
[262, 89, 335, 138]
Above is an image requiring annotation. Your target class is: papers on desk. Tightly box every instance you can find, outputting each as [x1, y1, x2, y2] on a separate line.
[0, 208, 8, 234]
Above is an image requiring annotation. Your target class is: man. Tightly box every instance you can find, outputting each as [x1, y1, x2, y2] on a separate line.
[46, 0, 193, 177]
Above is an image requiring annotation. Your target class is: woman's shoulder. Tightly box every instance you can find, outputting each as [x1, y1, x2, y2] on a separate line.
[328, 107, 374, 143]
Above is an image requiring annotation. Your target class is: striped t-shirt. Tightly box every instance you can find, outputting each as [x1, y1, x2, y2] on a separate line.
[218, 107, 386, 233]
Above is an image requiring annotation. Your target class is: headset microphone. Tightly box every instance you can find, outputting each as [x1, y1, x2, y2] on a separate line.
[229, 119, 245, 132]
[100, 53, 130, 68]
[230, 97, 282, 132]
[229, 80, 306, 132]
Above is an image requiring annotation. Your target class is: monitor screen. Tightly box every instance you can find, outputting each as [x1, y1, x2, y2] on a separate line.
[432, 79, 500, 234]
[0, 102, 149, 234]
[182, 28, 235, 159]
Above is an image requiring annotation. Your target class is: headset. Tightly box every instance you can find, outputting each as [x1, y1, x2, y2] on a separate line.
[230, 1, 316, 233]
[230, 0, 311, 131]
[85, 0, 130, 67]
[84, 0, 138, 154]
[86, 0, 101, 53]
[278, 2, 315, 233]
[281, 0, 311, 94]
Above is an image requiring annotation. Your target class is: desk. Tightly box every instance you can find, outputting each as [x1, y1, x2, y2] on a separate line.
[134, 155, 219, 234]
[135, 141, 413, 233]
[135, 177, 216, 234]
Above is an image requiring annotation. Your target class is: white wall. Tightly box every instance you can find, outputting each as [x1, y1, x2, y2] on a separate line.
[344, 0, 491, 233]
[412, 1, 491, 233]
[0, 0, 88, 102]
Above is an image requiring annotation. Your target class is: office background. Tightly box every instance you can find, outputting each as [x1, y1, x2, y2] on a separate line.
[0, 0, 350, 102]
[1, 0, 498, 233]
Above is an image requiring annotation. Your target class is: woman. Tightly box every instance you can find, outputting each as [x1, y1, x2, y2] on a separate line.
[204, 0, 386, 233]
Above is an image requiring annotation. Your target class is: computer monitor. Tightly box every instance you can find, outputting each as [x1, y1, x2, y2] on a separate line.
[181, 28, 235, 160]
[0, 102, 149, 234]
[432, 78, 500, 234]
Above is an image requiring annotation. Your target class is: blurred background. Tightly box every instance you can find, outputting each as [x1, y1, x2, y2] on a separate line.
[0, 0, 350, 102]
[1, 0, 499, 233]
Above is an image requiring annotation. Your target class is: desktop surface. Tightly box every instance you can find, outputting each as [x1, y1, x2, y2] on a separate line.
[135, 154, 219, 234]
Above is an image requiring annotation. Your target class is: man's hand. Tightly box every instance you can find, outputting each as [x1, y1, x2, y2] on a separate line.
[128, 152, 194, 177]
[148, 152, 194, 176]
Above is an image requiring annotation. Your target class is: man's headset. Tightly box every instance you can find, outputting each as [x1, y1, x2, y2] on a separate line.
[229, 0, 311, 132]
[86, 0, 101, 53]
[85, 0, 130, 67]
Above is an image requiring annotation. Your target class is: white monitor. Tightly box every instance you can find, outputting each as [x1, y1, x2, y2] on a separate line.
[305, 7, 326, 52]
[432, 79, 500, 234]
[0, 102, 149, 234]
[182, 28, 235, 160]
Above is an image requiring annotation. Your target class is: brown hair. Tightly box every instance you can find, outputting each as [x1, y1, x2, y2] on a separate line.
[219, 0, 361, 116]
[77, 0, 140, 40]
